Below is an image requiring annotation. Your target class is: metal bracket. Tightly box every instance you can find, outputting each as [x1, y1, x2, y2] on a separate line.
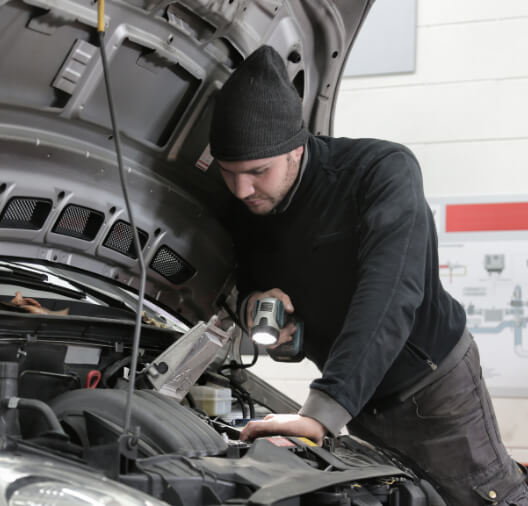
[146, 315, 234, 400]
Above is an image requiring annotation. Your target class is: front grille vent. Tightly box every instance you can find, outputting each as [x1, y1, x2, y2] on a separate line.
[150, 245, 195, 284]
[52, 205, 104, 241]
[103, 220, 148, 258]
[0, 197, 52, 229]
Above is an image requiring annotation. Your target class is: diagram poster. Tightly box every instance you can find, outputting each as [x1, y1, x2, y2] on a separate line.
[431, 199, 528, 397]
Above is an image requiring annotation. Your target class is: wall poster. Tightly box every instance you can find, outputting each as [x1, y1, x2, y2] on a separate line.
[429, 198, 528, 397]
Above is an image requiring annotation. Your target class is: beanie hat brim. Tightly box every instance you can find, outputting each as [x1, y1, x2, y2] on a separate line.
[211, 125, 308, 162]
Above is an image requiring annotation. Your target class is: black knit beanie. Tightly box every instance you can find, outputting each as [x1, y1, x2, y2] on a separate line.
[210, 45, 308, 161]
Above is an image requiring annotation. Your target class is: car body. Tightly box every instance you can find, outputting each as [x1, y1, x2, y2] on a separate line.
[0, 0, 448, 504]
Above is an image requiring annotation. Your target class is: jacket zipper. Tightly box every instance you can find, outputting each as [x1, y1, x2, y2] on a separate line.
[406, 341, 438, 371]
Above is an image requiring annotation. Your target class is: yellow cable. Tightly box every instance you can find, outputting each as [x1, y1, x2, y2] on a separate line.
[97, 0, 105, 32]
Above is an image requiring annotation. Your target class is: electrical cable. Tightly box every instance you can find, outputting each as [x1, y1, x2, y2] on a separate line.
[232, 391, 248, 419]
[216, 299, 259, 371]
[185, 392, 196, 409]
[101, 355, 132, 388]
[96, 3, 146, 435]
[216, 367, 275, 418]
[220, 300, 239, 327]
[246, 391, 255, 418]
[2, 398, 65, 435]
[96, 1, 258, 433]
[233, 384, 255, 418]
[219, 340, 259, 372]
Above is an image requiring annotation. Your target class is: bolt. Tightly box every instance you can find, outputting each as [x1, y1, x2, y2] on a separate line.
[288, 50, 301, 64]
[156, 362, 169, 374]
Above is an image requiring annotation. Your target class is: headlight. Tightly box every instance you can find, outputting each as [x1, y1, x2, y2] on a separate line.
[10, 480, 128, 506]
[1, 454, 168, 506]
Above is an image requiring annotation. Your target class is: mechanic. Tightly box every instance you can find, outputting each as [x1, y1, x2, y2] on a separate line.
[209, 45, 528, 505]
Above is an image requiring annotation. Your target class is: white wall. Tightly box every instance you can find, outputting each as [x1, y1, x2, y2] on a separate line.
[335, 0, 528, 198]
[250, 356, 319, 406]
[256, 1, 528, 462]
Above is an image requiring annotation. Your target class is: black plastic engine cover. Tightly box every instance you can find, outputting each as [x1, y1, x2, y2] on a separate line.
[50, 389, 228, 457]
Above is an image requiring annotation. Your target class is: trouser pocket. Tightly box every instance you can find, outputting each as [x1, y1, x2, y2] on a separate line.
[473, 469, 528, 505]
[410, 341, 503, 482]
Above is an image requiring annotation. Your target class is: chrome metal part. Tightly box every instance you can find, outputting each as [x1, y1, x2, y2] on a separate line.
[146, 315, 234, 400]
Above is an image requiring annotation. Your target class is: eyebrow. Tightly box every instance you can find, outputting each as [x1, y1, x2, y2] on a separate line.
[217, 163, 270, 174]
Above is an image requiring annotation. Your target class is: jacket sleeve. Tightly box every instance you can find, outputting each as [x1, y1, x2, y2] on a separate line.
[306, 149, 429, 421]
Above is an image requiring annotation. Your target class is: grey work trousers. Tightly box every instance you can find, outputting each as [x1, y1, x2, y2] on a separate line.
[348, 333, 528, 506]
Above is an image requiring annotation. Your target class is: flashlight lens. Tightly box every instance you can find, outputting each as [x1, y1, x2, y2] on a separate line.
[251, 331, 278, 346]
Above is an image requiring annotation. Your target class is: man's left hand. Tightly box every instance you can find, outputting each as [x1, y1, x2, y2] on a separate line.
[239, 414, 326, 446]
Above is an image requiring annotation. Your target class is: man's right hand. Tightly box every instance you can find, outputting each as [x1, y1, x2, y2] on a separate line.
[247, 288, 296, 348]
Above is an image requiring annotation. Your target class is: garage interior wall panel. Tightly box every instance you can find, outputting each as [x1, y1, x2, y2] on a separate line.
[410, 139, 528, 198]
[418, 0, 528, 26]
[334, 4, 528, 198]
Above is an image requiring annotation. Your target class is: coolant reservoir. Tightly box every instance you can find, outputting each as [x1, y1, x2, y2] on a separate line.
[189, 385, 232, 416]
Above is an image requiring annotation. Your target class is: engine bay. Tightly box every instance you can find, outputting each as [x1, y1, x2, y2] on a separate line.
[0, 300, 446, 506]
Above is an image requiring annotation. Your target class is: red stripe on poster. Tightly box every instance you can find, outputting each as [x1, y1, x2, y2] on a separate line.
[445, 203, 528, 232]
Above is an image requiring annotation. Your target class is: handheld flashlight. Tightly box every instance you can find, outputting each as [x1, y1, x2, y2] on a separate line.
[250, 297, 284, 346]
[250, 297, 305, 362]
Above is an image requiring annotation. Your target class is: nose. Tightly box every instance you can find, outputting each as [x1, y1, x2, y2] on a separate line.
[233, 175, 254, 200]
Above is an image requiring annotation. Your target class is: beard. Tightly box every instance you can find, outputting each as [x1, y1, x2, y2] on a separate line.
[244, 154, 300, 215]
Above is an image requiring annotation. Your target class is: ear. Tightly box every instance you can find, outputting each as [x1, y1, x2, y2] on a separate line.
[291, 145, 304, 163]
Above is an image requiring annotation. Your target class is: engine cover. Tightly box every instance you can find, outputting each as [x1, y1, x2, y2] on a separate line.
[50, 389, 228, 457]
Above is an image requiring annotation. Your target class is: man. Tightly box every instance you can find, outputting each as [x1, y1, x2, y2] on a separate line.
[210, 45, 528, 505]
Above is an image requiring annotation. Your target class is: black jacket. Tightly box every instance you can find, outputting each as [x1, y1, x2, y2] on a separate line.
[231, 135, 466, 417]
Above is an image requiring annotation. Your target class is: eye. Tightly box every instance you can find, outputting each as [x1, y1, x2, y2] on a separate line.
[218, 167, 233, 178]
[251, 168, 268, 176]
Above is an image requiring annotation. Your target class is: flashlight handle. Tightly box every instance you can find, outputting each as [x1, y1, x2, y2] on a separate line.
[268, 317, 305, 363]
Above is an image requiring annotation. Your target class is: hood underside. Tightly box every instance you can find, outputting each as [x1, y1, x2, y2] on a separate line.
[0, 0, 372, 320]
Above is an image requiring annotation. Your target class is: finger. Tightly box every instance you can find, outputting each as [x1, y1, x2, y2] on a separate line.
[263, 288, 294, 313]
[20, 305, 47, 314]
[240, 417, 281, 440]
[275, 322, 296, 344]
[284, 322, 296, 335]
[239, 426, 250, 441]
[23, 297, 42, 307]
[11, 291, 24, 305]
[50, 308, 69, 315]
[240, 420, 277, 441]
[240, 420, 260, 441]
[268, 329, 293, 349]
[246, 302, 254, 329]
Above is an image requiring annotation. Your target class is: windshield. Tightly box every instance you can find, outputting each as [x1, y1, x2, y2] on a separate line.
[0, 260, 189, 333]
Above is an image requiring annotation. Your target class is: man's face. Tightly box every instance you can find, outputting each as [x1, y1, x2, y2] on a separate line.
[217, 145, 304, 215]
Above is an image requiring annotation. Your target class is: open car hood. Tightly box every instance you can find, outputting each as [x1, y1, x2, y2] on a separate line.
[0, 4, 452, 505]
[0, 0, 373, 320]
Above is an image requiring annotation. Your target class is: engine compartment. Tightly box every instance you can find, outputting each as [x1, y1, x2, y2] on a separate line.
[0, 308, 447, 506]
